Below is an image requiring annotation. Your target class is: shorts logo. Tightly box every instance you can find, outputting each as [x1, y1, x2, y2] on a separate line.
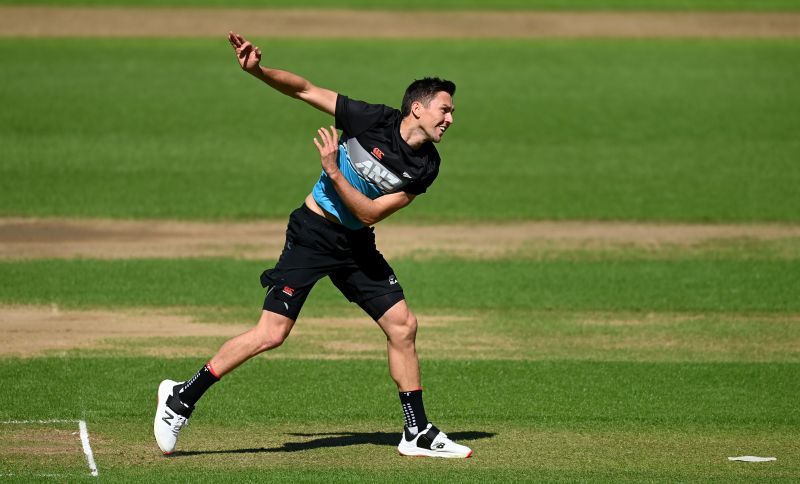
[282, 286, 295, 296]
[372, 147, 384, 160]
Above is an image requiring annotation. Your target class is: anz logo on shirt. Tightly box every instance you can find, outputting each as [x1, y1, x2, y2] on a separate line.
[354, 158, 402, 192]
[345, 138, 405, 192]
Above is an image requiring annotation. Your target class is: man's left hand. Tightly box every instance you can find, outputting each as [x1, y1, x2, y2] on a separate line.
[314, 126, 340, 176]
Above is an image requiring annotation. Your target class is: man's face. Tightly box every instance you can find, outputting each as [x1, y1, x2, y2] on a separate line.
[414, 91, 455, 143]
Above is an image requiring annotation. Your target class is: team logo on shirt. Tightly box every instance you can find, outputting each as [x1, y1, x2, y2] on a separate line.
[354, 158, 402, 191]
[345, 138, 406, 193]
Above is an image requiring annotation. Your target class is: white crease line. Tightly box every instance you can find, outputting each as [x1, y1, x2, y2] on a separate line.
[1, 419, 77, 424]
[78, 420, 99, 477]
[0, 473, 67, 477]
[1, 418, 99, 477]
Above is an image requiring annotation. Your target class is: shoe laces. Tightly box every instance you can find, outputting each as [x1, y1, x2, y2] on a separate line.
[171, 415, 189, 435]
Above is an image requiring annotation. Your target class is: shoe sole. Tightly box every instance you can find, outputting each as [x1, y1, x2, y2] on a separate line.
[398, 448, 473, 459]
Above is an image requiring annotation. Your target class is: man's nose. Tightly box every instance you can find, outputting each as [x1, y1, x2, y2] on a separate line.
[445, 113, 454, 124]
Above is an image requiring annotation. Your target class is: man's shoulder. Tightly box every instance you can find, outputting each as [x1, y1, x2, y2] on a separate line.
[336, 95, 400, 136]
[337, 94, 399, 118]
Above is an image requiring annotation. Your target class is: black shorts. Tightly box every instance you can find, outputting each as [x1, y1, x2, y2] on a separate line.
[260, 204, 405, 321]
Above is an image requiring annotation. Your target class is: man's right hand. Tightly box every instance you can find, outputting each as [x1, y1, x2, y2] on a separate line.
[226, 31, 337, 116]
[228, 32, 261, 73]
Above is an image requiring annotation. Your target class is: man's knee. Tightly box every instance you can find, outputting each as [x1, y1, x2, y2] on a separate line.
[253, 311, 294, 352]
[403, 312, 418, 342]
[383, 307, 418, 344]
[254, 333, 285, 353]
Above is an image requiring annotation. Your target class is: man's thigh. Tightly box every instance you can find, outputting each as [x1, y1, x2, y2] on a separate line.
[329, 255, 405, 321]
[260, 208, 333, 320]
[261, 265, 321, 321]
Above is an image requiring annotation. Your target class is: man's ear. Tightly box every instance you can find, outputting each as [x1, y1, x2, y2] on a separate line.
[411, 101, 422, 119]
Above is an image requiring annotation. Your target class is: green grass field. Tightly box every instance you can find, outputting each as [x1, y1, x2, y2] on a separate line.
[2, 257, 800, 313]
[3, 0, 800, 10]
[2, 359, 798, 481]
[2, 9, 799, 481]
[1, 239, 799, 479]
[2, 39, 799, 222]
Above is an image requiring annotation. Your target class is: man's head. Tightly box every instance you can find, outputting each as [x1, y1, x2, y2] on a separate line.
[401, 77, 456, 143]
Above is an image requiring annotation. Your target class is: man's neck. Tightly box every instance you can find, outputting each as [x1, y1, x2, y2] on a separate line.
[399, 117, 427, 150]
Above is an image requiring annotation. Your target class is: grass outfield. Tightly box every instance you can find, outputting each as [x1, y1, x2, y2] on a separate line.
[2, 0, 800, 10]
[2, 240, 800, 479]
[2, 39, 799, 222]
[1, 359, 798, 481]
[3, 26, 799, 482]
[1, 257, 800, 313]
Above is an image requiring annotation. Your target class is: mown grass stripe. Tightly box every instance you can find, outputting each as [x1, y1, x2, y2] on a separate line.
[2, 39, 798, 222]
[0, 358, 796, 429]
[0, 258, 798, 312]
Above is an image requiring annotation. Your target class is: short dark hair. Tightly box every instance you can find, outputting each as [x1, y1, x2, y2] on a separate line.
[401, 77, 456, 117]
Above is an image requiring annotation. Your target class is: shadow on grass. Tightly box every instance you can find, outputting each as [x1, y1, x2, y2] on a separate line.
[170, 430, 495, 456]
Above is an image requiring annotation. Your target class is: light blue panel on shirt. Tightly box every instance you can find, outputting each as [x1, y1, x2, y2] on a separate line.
[312, 139, 382, 230]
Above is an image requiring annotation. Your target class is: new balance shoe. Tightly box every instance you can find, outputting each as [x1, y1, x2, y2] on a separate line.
[397, 423, 472, 458]
[153, 379, 194, 454]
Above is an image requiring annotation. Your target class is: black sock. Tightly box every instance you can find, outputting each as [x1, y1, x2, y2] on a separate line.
[177, 362, 220, 407]
[399, 389, 428, 435]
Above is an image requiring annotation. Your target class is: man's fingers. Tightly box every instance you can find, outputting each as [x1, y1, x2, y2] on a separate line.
[238, 43, 253, 67]
[330, 125, 338, 144]
[320, 127, 333, 146]
[316, 127, 340, 156]
[229, 32, 245, 48]
[229, 33, 260, 69]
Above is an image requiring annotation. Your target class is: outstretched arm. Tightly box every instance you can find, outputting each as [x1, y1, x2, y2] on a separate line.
[314, 126, 415, 226]
[228, 32, 337, 116]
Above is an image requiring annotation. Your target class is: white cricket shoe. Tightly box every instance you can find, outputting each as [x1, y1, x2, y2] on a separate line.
[153, 379, 193, 455]
[397, 423, 473, 458]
